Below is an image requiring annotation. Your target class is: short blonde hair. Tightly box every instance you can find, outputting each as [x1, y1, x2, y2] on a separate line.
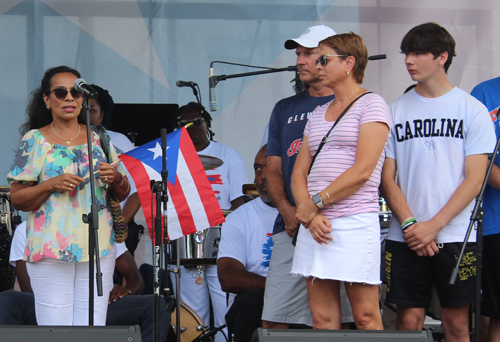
[319, 32, 368, 84]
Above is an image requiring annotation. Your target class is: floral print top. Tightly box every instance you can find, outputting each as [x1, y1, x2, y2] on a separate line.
[7, 129, 125, 263]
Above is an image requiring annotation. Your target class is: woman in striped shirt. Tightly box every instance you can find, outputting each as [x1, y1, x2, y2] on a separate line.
[291, 32, 390, 331]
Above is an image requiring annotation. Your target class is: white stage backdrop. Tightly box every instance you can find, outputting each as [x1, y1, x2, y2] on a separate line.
[1, 0, 500, 183]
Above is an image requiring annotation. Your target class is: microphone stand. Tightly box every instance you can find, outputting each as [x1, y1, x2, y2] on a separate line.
[208, 54, 386, 97]
[177, 81, 202, 104]
[81, 96, 104, 326]
[151, 129, 169, 342]
[449, 131, 500, 342]
[174, 239, 181, 342]
[209, 64, 298, 88]
[191, 84, 202, 104]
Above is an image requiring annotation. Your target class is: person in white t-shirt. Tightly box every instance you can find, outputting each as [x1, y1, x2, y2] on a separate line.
[173, 102, 249, 342]
[218, 144, 278, 342]
[380, 22, 496, 341]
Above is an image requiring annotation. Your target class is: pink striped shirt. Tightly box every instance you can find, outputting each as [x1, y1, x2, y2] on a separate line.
[303, 92, 391, 219]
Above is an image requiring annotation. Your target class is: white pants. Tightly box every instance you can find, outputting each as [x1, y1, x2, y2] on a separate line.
[171, 265, 228, 342]
[26, 244, 116, 325]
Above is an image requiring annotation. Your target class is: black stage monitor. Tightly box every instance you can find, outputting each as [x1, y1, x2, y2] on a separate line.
[251, 328, 434, 342]
[111, 103, 179, 146]
[0, 325, 142, 342]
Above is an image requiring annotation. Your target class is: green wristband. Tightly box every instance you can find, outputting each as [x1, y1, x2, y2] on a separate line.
[401, 218, 417, 231]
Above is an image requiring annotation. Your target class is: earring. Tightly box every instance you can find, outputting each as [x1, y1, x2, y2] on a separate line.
[46, 106, 50, 110]
[346, 71, 350, 76]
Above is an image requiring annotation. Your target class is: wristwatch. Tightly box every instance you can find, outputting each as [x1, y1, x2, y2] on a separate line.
[312, 193, 324, 208]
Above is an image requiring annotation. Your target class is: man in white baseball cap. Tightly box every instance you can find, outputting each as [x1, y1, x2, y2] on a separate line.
[284, 25, 337, 49]
[262, 24, 354, 331]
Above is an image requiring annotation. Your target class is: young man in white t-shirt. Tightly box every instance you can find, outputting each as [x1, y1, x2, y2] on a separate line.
[380, 22, 495, 341]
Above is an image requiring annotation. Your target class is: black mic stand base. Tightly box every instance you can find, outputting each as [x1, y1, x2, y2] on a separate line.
[449, 130, 500, 342]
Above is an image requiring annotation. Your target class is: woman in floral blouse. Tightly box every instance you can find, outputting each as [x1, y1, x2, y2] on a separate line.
[7, 65, 130, 325]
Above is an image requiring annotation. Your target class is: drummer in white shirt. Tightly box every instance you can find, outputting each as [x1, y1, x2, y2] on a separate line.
[172, 102, 249, 342]
[218, 144, 278, 342]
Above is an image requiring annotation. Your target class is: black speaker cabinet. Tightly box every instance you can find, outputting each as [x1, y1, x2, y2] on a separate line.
[0, 325, 142, 342]
[251, 328, 433, 342]
[112, 103, 179, 146]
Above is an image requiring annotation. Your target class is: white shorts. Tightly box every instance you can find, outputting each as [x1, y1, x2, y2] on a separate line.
[292, 212, 381, 285]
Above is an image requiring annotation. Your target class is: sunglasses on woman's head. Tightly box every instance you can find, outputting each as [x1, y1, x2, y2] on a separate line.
[50, 88, 83, 100]
[177, 118, 205, 128]
[316, 54, 347, 66]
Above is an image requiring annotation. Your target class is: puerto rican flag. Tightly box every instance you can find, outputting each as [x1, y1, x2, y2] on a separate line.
[119, 127, 224, 241]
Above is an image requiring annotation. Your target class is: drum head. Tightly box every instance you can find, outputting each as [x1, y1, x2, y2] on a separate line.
[170, 302, 205, 342]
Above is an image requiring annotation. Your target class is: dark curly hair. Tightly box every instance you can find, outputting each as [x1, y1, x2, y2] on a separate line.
[88, 84, 115, 129]
[175, 102, 215, 141]
[20, 65, 82, 135]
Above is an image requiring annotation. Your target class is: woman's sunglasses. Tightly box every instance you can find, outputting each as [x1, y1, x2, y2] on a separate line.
[50, 88, 83, 100]
[177, 118, 205, 128]
[316, 54, 347, 66]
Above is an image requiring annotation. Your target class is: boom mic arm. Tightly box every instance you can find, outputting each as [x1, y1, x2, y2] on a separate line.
[207, 55, 385, 111]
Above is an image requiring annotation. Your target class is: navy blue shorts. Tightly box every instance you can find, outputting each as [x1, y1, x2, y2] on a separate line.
[482, 233, 500, 318]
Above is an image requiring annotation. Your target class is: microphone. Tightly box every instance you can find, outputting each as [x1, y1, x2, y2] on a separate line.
[74, 78, 98, 99]
[209, 66, 217, 112]
[176, 80, 197, 88]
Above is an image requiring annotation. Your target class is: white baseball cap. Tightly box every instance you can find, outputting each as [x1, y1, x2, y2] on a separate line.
[284, 25, 337, 50]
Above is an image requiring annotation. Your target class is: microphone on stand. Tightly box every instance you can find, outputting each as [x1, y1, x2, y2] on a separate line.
[176, 80, 197, 88]
[177, 80, 202, 104]
[209, 65, 217, 112]
[74, 79, 98, 99]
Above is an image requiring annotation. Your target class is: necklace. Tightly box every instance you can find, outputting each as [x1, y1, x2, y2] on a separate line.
[348, 87, 360, 99]
[51, 123, 81, 145]
[329, 87, 361, 119]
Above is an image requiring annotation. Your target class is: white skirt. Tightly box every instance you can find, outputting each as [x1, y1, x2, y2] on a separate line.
[291, 212, 381, 285]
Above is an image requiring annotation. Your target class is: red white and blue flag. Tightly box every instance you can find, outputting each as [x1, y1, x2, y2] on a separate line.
[119, 127, 224, 241]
